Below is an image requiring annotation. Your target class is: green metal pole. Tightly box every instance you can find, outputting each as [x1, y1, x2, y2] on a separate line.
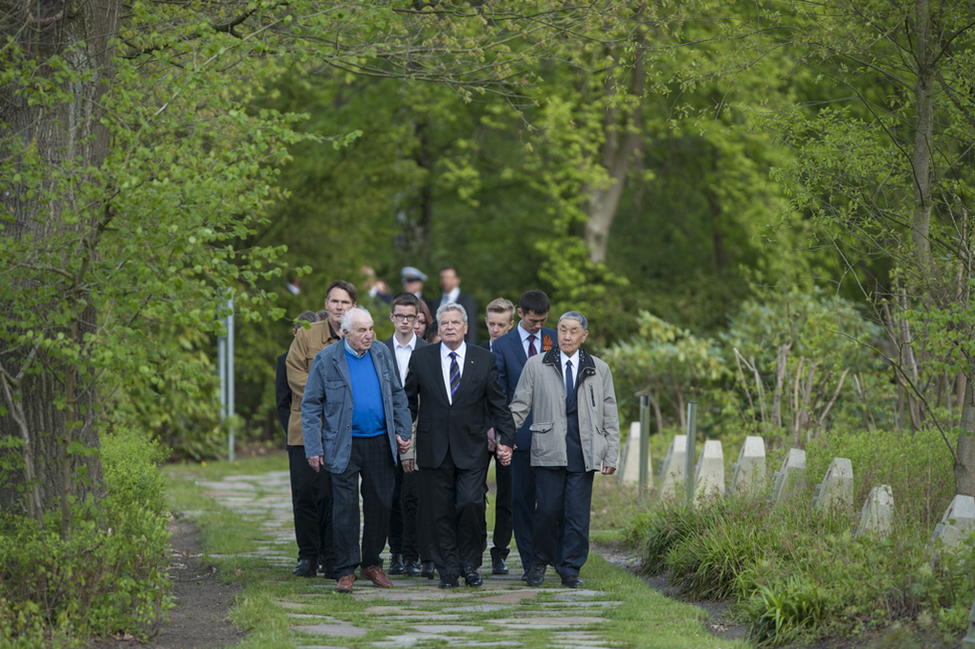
[684, 401, 698, 507]
[639, 394, 650, 505]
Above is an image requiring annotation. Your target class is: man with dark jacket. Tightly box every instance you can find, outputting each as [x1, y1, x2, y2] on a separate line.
[404, 302, 515, 589]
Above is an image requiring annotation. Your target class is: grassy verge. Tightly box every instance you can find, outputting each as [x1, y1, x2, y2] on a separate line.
[165, 454, 749, 649]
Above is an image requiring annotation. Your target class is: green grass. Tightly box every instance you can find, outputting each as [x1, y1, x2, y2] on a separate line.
[164, 454, 750, 649]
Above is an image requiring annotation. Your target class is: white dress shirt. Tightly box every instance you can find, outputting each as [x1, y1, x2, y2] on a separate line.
[561, 349, 580, 389]
[440, 286, 460, 308]
[440, 341, 467, 404]
[393, 333, 418, 387]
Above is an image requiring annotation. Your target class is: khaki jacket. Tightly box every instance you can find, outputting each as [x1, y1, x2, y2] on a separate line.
[509, 346, 620, 471]
[285, 321, 339, 446]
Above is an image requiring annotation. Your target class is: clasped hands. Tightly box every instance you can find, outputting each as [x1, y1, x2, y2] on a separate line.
[495, 443, 513, 466]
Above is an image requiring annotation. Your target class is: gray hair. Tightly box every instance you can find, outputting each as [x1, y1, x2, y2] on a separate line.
[436, 302, 468, 324]
[558, 311, 588, 331]
[340, 306, 373, 333]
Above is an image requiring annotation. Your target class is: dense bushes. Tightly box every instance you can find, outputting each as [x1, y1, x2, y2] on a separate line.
[627, 427, 972, 647]
[0, 428, 171, 648]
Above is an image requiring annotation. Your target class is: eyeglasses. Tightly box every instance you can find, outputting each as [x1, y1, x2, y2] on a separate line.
[392, 314, 417, 322]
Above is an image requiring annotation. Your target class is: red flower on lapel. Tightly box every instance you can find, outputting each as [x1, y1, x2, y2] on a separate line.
[542, 335, 553, 352]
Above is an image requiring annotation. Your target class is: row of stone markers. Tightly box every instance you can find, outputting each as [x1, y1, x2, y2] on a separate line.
[617, 424, 975, 547]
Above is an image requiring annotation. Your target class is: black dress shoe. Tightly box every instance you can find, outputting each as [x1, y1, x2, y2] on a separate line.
[491, 556, 509, 575]
[438, 575, 458, 589]
[525, 563, 546, 587]
[561, 575, 584, 589]
[420, 561, 436, 579]
[388, 553, 405, 575]
[463, 567, 483, 588]
[292, 559, 316, 578]
[404, 559, 422, 576]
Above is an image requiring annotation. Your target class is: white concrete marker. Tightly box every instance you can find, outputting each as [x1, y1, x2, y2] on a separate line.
[770, 448, 806, 505]
[656, 435, 686, 499]
[812, 457, 854, 513]
[855, 485, 894, 538]
[930, 494, 975, 551]
[728, 436, 766, 497]
[618, 421, 652, 488]
[693, 440, 725, 505]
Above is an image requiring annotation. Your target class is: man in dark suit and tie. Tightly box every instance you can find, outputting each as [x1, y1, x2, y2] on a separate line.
[492, 290, 558, 576]
[431, 266, 478, 345]
[404, 302, 516, 589]
[479, 298, 515, 574]
[383, 292, 428, 577]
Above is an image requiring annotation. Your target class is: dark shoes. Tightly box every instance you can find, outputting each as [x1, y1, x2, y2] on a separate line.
[463, 566, 483, 588]
[404, 559, 422, 576]
[420, 561, 436, 579]
[388, 554, 405, 575]
[292, 559, 316, 578]
[561, 575, 584, 589]
[491, 556, 509, 575]
[525, 563, 546, 587]
[438, 574, 458, 589]
[361, 565, 394, 588]
[336, 573, 355, 593]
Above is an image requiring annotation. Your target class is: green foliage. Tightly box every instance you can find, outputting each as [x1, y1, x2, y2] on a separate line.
[0, 428, 171, 646]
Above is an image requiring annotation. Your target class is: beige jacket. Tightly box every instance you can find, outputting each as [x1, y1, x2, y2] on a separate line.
[285, 321, 339, 446]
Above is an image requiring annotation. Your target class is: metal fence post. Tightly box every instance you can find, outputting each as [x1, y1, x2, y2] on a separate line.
[684, 401, 698, 507]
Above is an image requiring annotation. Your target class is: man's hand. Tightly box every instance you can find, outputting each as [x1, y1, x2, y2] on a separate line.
[402, 459, 415, 473]
[496, 444, 513, 466]
[396, 434, 411, 455]
[307, 455, 323, 472]
[486, 427, 497, 452]
[601, 466, 616, 475]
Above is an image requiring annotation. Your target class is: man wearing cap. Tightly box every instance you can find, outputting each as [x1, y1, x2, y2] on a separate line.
[401, 266, 429, 301]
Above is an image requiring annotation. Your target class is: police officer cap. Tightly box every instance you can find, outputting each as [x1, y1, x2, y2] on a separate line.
[401, 266, 428, 283]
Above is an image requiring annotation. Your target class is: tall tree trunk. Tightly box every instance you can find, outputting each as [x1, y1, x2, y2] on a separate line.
[957, 360, 975, 497]
[0, 0, 120, 518]
[582, 46, 645, 264]
[910, 0, 935, 274]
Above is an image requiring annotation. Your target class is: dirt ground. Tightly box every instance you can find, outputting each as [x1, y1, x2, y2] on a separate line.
[87, 516, 245, 649]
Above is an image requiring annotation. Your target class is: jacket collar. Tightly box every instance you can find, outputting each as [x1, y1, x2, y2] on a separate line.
[542, 345, 595, 376]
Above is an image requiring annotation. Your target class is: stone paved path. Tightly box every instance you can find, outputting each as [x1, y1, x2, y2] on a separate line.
[194, 470, 624, 649]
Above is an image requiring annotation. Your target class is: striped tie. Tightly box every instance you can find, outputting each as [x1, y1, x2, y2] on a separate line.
[449, 352, 461, 398]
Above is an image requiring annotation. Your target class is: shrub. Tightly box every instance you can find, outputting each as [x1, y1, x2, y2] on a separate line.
[0, 428, 172, 647]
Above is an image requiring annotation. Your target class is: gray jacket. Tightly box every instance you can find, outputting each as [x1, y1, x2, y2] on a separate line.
[509, 346, 620, 471]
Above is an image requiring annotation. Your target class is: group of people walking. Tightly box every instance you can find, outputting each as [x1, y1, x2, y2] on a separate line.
[274, 270, 620, 594]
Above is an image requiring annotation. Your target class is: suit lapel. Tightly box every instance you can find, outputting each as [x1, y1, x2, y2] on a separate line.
[431, 343, 450, 405]
[457, 348, 478, 399]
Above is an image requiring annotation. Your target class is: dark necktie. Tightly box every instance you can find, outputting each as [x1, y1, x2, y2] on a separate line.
[565, 359, 575, 411]
[449, 352, 460, 399]
[527, 334, 537, 357]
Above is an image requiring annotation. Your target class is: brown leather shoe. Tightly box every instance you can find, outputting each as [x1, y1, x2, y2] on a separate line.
[335, 573, 355, 593]
[361, 565, 393, 588]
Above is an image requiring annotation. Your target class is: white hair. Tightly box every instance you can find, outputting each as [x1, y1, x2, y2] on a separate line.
[340, 306, 373, 333]
[436, 302, 468, 324]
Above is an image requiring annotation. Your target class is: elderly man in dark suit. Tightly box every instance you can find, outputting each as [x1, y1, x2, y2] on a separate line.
[492, 289, 558, 577]
[383, 292, 428, 577]
[404, 302, 516, 589]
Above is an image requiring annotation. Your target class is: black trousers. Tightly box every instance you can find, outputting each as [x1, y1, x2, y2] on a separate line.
[330, 435, 396, 578]
[510, 449, 535, 570]
[533, 467, 594, 578]
[418, 451, 488, 578]
[287, 444, 333, 568]
[388, 461, 419, 561]
[487, 453, 512, 560]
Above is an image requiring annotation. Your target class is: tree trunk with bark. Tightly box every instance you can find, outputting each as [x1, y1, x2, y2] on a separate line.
[0, 0, 120, 520]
